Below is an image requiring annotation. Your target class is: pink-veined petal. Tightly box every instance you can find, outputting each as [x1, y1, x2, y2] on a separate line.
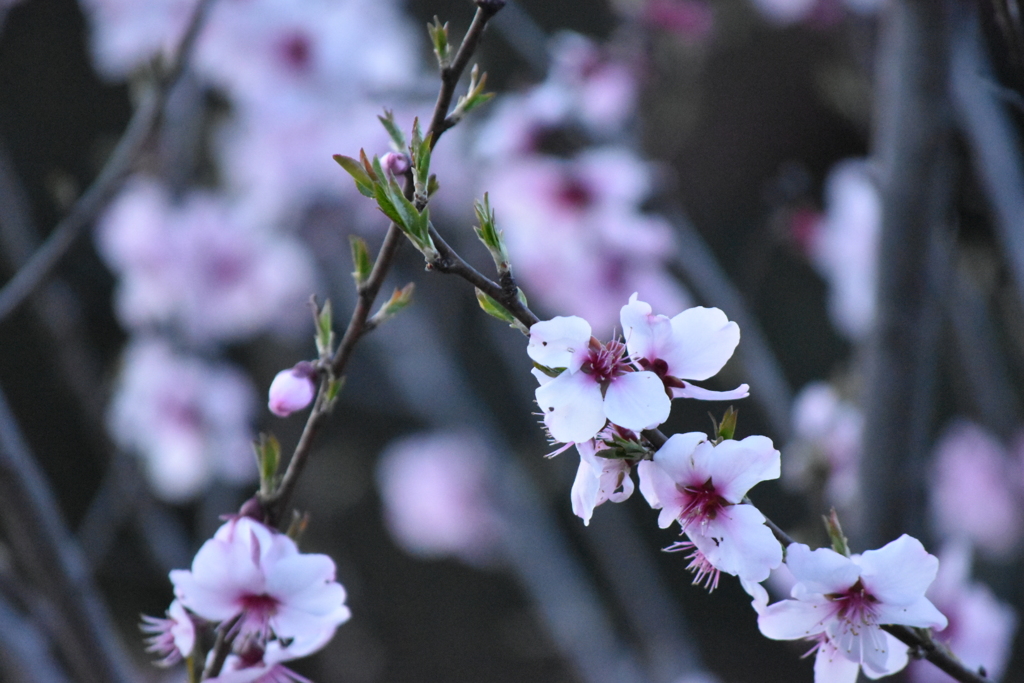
[758, 598, 831, 640]
[536, 371, 606, 444]
[673, 382, 750, 401]
[662, 307, 740, 380]
[857, 535, 939, 607]
[603, 371, 671, 432]
[651, 432, 708, 483]
[527, 317, 592, 371]
[786, 544, 861, 596]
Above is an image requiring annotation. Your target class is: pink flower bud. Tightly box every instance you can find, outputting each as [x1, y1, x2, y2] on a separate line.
[267, 362, 316, 417]
[381, 152, 410, 176]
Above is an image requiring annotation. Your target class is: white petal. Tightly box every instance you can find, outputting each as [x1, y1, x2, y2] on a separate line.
[535, 371, 606, 444]
[814, 639, 862, 683]
[636, 460, 662, 508]
[874, 596, 947, 630]
[692, 504, 782, 581]
[758, 598, 831, 640]
[786, 543, 861, 596]
[663, 307, 741, 380]
[652, 432, 709, 484]
[570, 456, 600, 526]
[620, 293, 673, 362]
[857, 535, 939, 607]
[862, 633, 909, 679]
[603, 371, 671, 432]
[740, 579, 769, 615]
[673, 383, 750, 401]
[691, 435, 780, 503]
[527, 317, 591, 371]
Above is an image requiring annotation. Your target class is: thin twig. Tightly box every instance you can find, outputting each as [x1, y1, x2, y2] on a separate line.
[882, 626, 988, 682]
[0, 0, 216, 323]
[260, 0, 506, 535]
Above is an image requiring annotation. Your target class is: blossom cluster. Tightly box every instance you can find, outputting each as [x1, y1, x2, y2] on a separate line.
[527, 292, 958, 682]
[145, 515, 350, 682]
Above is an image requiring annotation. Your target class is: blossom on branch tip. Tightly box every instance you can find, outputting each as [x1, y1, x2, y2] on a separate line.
[758, 536, 948, 683]
[639, 432, 782, 582]
[571, 426, 643, 525]
[170, 517, 350, 651]
[268, 362, 317, 417]
[528, 315, 670, 444]
[620, 293, 748, 402]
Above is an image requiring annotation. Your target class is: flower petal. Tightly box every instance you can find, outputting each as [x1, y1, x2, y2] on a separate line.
[856, 535, 939, 607]
[786, 543, 861, 596]
[691, 503, 782, 581]
[535, 371, 606, 444]
[673, 383, 750, 401]
[663, 307, 740, 380]
[603, 371, 671, 432]
[814, 638, 862, 683]
[636, 460, 662, 509]
[758, 598, 831, 640]
[861, 633, 909, 679]
[690, 435, 780, 503]
[527, 317, 591, 371]
[620, 293, 673, 362]
[874, 596, 947, 630]
[651, 431, 709, 484]
[570, 456, 600, 526]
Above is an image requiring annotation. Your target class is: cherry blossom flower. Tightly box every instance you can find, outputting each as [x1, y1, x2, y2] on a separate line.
[207, 629, 336, 683]
[639, 432, 782, 582]
[170, 517, 350, 648]
[620, 294, 748, 401]
[929, 420, 1023, 558]
[140, 600, 195, 667]
[758, 536, 948, 683]
[268, 362, 317, 417]
[375, 432, 500, 564]
[528, 315, 670, 444]
[570, 427, 642, 525]
[107, 338, 257, 502]
[908, 542, 1017, 683]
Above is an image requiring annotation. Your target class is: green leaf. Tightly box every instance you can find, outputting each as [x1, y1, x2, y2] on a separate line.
[373, 181, 403, 227]
[333, 154, 374, 197]
[473, 193, 510, 273]
[253, 433, 281, 497]
[378, 109, 406, 151]
[427, 16, 450, 68]
[372, 283, 415, 326]
[349, 236, 372, 288]
[824, 508, 851, 557]
[316, 299, 333, 357]
[326, 376, 345, 404]
[717, 406, 738, 441]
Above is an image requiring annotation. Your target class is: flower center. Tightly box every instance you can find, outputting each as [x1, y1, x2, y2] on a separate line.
[580, 339, 630, 384]
[677, 478, 728, 533]
[237, 593, 281, 643]
[828, 579, 879, 629]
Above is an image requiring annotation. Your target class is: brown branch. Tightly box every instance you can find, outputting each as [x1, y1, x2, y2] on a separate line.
[883, 625, 989, 683]
[0, 0, 216, 323]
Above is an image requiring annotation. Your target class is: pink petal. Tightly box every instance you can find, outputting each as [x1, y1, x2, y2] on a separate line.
[862, 633, 909, 679]
[786, 543, 861, 596]
[814, 639, 862, 683]
[758, 598, 831, 640]
[690, 435, 780, 503]
[874, 597, 947, 630]
[603, 371, 671, 432]
[673, 382, 750, 401]
[570, 456, 601, 525]
[651, 431, 708, 483]
[636, 460, 661, 508]
[620, 293, 673, 362]
[692, 503, 782, 581]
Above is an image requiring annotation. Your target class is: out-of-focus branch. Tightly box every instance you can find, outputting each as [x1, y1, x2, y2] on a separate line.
[857, 0, 954, 549]
[666, 209, 793, 441]
[0, 384, 139, 683]
[0, 0, 215, 323]
[0, 589, 72, 683]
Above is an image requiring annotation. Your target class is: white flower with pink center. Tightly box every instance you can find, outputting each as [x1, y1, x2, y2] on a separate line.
[620, 293, 749, 402]
[170, 517, 350, 649]
[638, 432, 782, 582]
[140, 599, 195, 667]
[528, 315, 670, 444]
[758, 536, 948, 683]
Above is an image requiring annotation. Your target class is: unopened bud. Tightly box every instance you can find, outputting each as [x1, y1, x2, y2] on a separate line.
[381, 152, 410, 176]
[268, 361, 317, 417]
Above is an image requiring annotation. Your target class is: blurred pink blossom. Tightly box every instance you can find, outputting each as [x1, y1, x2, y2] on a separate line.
[79, 0, 195, 79]
[809, 159, 881, 341]
[908, 542, 1017, 683]
[785, 381, 862, 507]
[375, 432, 500, 564]
[640, 0, 714, 40]
[484, 148, 690, 335]
[107, 338, 257, 502]
[141, 600, 195, 667]
[96, 179, 316, 343]
[929, 421, 1024, 558]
